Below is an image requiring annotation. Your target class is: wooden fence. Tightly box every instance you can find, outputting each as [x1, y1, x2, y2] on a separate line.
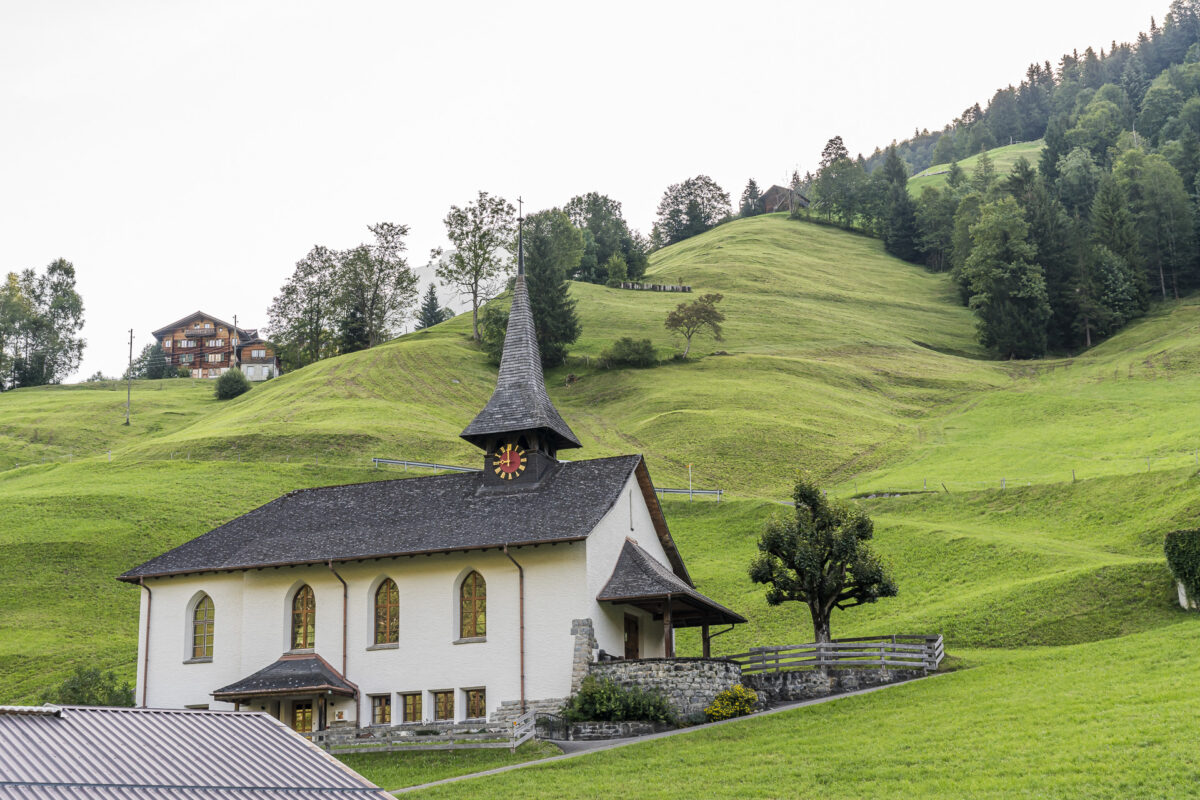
[727, 635, 944, 674]
[319, 710, 536, 754]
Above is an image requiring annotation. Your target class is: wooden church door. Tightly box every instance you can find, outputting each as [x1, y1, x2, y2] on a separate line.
[624, 614, 640, 660]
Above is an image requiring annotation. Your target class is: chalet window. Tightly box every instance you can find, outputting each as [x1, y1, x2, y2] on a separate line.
[205, 353, 222, 362]
[179, 354, 193, 363]
[292, 701, 312, 733]
[465, 689, 486, 720]
[459, 571, 486, 639]
[433, 691, 454, 721]
[206, 339, 223, 347]
[192, 594, 214, 659]
[179, 340, 194, 348]
[162, 340, 171, 348]
[371, 695, 391, 725]
[291, 585, 315, 649]
[402, 693, 422, 723]
[374, 579, 399, 645]
[252, 349, 265, 358]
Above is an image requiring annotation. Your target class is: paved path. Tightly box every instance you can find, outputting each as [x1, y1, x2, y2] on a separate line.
[389, 675, 940, 795]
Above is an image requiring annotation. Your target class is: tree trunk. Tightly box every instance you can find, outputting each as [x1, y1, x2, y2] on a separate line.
[809, 603, 831, 644]
[681, 336, 692, 358]
[471, 297, 480, 342]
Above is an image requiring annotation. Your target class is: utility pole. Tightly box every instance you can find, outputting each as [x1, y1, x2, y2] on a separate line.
[124, 329, 133, 426]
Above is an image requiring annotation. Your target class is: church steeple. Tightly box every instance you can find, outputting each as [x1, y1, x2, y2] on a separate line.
[461, 201, 580, 484]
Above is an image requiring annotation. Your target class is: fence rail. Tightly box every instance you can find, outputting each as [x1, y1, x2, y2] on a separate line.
[727, 634, 943, 674]
[371, 458, 481, 473]
[654, 487, 723, 502]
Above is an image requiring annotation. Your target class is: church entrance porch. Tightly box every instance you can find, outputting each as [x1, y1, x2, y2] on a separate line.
[212, 653, 358, 733]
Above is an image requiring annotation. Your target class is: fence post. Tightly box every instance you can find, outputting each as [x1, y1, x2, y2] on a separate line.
[107, 450, 111, 463]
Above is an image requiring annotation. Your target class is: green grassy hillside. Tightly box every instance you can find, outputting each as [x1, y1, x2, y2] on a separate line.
[908, 139, 1044, 194]
[1, 213, 1197, 796]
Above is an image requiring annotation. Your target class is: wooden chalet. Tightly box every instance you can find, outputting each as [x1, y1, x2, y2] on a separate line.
[153, 311, 280, 381]
[760, 184, 810, 213]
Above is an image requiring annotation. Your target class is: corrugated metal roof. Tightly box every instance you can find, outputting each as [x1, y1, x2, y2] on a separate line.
[0, 706, 388, 798]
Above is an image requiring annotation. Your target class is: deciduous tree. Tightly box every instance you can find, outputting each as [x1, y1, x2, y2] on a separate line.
[651, 176, 731, 247]
[664, 293, 725, 358]
[749, 473, 897, 643]
[435, 192, 516, 341]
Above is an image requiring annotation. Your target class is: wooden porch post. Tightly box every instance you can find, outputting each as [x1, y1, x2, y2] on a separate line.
[663, 594, 674, 658]
[702, 624, 711, 659]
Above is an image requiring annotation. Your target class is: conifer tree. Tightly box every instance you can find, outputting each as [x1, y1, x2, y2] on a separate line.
[521, 209, 583, 367]
[415, 283, 448, 330]
[739, 179, 763, 217]
[962, 197, 1052, 358]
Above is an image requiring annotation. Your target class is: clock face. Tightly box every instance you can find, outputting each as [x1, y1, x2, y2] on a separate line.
[493, 443, 527, 480]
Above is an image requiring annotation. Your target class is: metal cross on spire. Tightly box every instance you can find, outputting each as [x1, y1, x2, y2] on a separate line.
[517, 195, 524, 276]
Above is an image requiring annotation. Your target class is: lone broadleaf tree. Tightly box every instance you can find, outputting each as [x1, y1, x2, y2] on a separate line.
[434, 192, 516, 341]
[749, 474, 897, 643]
[664, 292, 724, 358]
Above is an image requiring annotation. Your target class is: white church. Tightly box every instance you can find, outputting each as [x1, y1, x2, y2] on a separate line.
[119, 245, 743, 733]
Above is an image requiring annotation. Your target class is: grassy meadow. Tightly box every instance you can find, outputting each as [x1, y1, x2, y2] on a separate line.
[907, 139, 1044, 195]
[1, 213, 1198, 796]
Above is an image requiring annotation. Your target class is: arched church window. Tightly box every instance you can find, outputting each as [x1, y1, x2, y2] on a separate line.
[292, 585, 316, 649]
[374, 579, 399, 645]
[460, 571, 486, 638]
[192, 594, 214, 659]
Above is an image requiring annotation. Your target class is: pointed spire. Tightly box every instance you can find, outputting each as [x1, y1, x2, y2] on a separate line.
[460, 202, 580, 453]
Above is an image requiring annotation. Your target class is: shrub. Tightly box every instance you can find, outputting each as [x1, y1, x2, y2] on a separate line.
[214, 368, 251, 400]
[562, 676, 674, 723]
[176, 366, 191, 378]
[39, 667, 134, 707]
[704, 684, 758, 722]
[601, 337, 657, 368]
[1165, 529, 1200, 603]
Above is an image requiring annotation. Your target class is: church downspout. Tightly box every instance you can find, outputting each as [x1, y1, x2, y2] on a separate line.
[502, 544, 526, 712]
[326, 560, 349, 728]
[138, 578, 152, 708]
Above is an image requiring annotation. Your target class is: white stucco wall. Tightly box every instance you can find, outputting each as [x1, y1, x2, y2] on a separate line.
[137, 543, 593, 723]
[583, 471, 673, 659]
[133, 465, 686, 726]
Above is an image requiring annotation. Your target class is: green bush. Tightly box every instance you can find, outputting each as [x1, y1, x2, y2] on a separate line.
[704, 684, 758, 722]
[39, 667, 134, 707]
[563, 676, 675, 723]
[601, 337, 657, 368]
[1165, 529, 1200, 603]
[214, 368, 251, 400]
[176, 366, 191, 378]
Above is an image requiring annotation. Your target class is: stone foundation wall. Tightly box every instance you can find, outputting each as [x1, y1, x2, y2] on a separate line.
[742, 666, 924, 704]
[588, 658, 741, 720]
[567, 720, 674, 741]
[490, 696, 566, 727]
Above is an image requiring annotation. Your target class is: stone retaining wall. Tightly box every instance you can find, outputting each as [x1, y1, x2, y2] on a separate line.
[588, 658, 741, 721]
[566, 720, 675, 741]
[742, 666, 924, 704]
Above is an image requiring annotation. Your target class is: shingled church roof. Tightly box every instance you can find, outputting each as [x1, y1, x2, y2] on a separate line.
[460, 273, 580, 451]
[117, 455, 690, 581]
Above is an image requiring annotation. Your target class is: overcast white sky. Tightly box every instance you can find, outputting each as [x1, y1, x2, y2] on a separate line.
[0, 0, 1167, 379]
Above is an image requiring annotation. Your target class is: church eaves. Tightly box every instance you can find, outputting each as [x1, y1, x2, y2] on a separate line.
[459, 271, 581, 451]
